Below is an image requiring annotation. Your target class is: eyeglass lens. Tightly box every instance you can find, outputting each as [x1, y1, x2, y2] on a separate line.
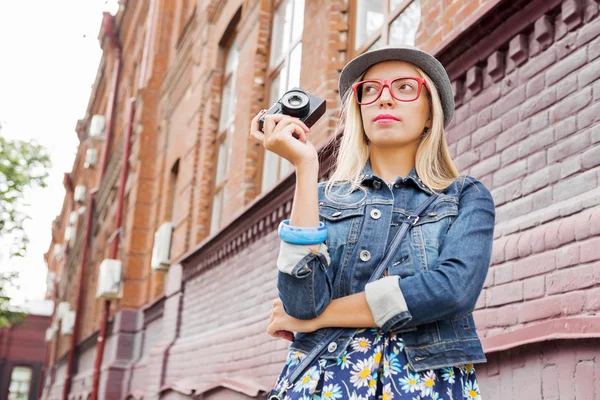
[356, 78, 420, 104]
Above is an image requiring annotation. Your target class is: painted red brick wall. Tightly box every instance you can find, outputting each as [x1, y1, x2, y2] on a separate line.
[44, 0, 600, 399]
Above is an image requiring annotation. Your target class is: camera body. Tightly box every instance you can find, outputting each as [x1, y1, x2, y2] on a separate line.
[259, 87, 326, 133]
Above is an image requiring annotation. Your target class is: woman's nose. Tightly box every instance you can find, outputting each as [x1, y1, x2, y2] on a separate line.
[378, 86, 395, 106]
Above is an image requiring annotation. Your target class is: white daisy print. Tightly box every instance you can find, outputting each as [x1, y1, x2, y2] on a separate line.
[383, 352, 401, 378]
[441, 367, 456, 384]
[399, 371, 421, 393]
[462, 364, 475, 375]
[336, 352, 351, 370]
[463, 380, 481, 399]
[350, 358, 372, 389]
[293, 365, 320, 393]
[287, 351, 304, 367]
[367, 375, 377, 396]
[382, 383, 395, 400]
[372, 345, 383, 367]
[351, 337, 372, 353]
[324, 369, 334, 382]
[419, 370, 436, 397]
[320, 383, 343, 399]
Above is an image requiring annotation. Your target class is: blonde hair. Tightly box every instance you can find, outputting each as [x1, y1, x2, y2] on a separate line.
[324, 66, 460, 202]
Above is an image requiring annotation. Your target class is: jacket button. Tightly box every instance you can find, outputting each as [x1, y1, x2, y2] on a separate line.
[327, 342, 337, 353]
[373, 181, 381, 189]
[359, 250, 371, 261]
[332, 211, 342, 217]
[370, 209, 381, 220]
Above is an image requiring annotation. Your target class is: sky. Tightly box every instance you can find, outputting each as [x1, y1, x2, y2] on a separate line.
[0, 0, 119, 312]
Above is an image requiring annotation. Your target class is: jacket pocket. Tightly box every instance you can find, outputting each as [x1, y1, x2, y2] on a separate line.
[450, 312, 479, 340]
[413, 197, 458, 248]
[318, 203, 365, 249]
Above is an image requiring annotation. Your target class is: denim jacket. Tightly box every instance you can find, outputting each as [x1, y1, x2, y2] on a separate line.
[276, 159, 496, 372]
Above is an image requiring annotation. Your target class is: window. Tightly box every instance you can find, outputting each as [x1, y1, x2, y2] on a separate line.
[210, 36, 239, 235]
[169, 160, 179, 222]
[261, 0, 305, 192]
[8, 366, 32, 400]
[353, 0, 421, 54]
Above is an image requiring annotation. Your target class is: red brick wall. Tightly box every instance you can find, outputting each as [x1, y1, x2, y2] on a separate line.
[444, 2, 600, 339]
[418, 0, 497, 51]
[45, 0, 600, 399]
[478, 339, 600, 399]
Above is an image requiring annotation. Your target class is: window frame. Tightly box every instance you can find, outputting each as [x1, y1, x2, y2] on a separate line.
[8, 365, 33, 400]
[210, 32, 239, 235]
[348, 0, 418, 59]
[259, 0, 305, 193]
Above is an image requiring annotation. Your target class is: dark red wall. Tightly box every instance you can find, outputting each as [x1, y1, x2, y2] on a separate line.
[0, 314, 50, 400]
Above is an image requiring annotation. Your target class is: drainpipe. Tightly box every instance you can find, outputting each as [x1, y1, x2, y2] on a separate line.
[47, 173, 74, 397]
[90, 97, 136, 400]
[88, 11, 123, 400]
[62, 190, 96, 400]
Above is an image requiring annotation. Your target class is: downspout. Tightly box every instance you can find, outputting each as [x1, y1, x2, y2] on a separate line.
[49, 173, 74, 396]
[90, 97, 136, 400]
[88, 11, 124, 400]
[62, 190, 96, 400]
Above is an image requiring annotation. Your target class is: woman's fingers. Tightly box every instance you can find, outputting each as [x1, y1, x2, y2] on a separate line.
[249, 109, 267, 143]
[276, 330, 295, 342]
[266, 114, 310, 133]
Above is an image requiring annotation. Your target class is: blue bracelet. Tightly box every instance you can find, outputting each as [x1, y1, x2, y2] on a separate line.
[278, 219, 328, 245]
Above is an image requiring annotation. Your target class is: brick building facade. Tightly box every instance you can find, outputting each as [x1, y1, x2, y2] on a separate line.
[42, 0, 600, 399]
[0, 314, 50, 400]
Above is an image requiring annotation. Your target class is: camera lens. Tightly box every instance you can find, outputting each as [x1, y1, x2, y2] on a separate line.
[281, 90, 310, 117]
[288, 95, 303, 106]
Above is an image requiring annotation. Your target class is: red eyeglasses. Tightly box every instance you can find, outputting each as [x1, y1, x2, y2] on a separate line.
[351, 77, 428, 105]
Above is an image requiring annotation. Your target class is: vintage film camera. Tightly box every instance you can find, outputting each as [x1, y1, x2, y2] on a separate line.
[259, 87, 326, 136]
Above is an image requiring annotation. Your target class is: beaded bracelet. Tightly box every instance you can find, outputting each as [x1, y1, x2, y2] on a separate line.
[278, 219, 328, 245]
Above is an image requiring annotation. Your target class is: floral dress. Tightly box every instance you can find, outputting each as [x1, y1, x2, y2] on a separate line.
[272, 327, 482, 400]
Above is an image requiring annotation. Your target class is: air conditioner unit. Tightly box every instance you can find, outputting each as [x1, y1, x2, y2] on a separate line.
[57, 301, 70, 321]
[74, 185, 86, 202]
[85, 148, 98, 168]
[53, 243, 64, 260]
[46, 271, 56, 290]
[64, 226, 74, 243]
[60, 310, 76, 335]
[96, 259, 123, 299]
[45, 327, 55, 342]
[69, 211, 78, 225]
[150, 222, 174, 271]
[89, 114, 106, 138]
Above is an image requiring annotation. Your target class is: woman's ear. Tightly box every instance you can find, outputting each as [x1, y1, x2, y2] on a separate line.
[425, 116, 432, 129]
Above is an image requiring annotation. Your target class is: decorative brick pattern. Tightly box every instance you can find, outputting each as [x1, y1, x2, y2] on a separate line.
[44, 0, 600, 399]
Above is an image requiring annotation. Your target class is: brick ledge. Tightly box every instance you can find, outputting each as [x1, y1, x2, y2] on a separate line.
[482, 316, 600, 353]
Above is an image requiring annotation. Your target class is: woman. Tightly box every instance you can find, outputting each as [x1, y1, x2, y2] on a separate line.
[249, 45, 495, 400]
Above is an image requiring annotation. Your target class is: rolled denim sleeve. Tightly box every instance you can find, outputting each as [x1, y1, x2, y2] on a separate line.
[365, 177, 496, 332]
[276, 241, 335, 320]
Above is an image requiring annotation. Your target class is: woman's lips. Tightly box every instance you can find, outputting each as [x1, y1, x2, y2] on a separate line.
[374, 118, 399, 124]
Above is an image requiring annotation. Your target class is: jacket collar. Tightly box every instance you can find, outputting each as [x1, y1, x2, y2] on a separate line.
[358, 158, 433, 195]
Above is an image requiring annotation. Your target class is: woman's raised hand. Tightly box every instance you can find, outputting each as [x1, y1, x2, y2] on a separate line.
[249, 110, 319, 167]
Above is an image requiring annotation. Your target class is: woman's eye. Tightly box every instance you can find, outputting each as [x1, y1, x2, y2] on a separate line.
[400, 84, 414, 91]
